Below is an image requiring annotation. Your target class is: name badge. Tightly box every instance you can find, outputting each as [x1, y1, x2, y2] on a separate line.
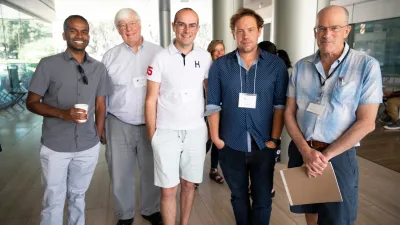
[238, 93, 257, 109]
[133, 77, 146, 87]
[306, 103, 325, 115]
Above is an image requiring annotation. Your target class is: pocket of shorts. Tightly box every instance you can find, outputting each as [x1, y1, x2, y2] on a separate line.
[151, 129, 159, 144]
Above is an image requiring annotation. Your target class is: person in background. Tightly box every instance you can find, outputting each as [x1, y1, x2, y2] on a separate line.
[277, 49, 293, 74]
[258, 41, 277, 55]
[102, 8, 163, 225]
[26, 15, 111, 225]
[380, 91, 400, 130]
[204, 39, 226, 185]
[256, 40, 281, 199]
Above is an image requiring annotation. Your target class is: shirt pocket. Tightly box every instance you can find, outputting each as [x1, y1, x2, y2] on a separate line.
[332, 80, 356, 104]
[108, 64, 129, 85]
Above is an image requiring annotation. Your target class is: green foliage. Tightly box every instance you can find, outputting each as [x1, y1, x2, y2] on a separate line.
[1, 19, 53, 61]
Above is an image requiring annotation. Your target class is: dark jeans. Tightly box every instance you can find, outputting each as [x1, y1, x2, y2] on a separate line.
[288, 141, 359, 225]
[206, 139, 219, 169]
[218, 145, 276, 225]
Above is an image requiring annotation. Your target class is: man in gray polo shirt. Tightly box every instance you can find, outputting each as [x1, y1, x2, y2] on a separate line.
[26, 15, 111, 225]
[102, 8, 163, 225]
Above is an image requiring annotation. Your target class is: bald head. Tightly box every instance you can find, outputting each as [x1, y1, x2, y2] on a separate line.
[316, 5, 349, 26]
[314, 5, 352, 58]
[174, 8, 199, 24]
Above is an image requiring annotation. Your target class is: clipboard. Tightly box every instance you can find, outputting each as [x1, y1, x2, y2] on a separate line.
[280, 162, 343, 206]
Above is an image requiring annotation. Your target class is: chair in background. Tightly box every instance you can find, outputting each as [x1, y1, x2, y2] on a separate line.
[3, 66, 27, 109]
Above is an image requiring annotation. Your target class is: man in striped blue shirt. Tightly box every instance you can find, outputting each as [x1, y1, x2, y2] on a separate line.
[285, 5, 382, 225]
[207, 8, 288, 225]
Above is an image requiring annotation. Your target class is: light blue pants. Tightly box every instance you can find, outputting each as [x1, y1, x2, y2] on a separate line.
[39, 142, 100, 225]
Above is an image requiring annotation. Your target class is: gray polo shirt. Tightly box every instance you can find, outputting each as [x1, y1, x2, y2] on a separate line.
[29, 50, 112, 152]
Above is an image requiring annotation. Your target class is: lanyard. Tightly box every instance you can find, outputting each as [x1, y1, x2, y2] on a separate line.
[317, 48, 350, 86]
[239, 63, 258, 94]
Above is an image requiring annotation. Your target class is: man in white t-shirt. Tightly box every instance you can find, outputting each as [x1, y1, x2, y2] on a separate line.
[145, 8, 212, 225]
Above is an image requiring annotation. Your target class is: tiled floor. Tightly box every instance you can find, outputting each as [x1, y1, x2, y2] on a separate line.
[0, 107, 399, 225]
[357, 123, 400, 173]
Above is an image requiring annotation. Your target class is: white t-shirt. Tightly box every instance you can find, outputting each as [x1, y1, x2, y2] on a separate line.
[147, 42, 212, 130]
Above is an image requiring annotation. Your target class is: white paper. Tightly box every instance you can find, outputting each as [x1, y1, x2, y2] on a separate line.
[133, 77, 146, 87]
[306, 103, 325, 115]
[238, 93, 257, 109]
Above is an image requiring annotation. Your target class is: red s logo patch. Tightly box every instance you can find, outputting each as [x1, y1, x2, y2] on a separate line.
[147, 66, 153, 75]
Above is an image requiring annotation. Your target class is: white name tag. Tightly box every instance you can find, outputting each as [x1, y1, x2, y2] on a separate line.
[133, 77, 146, 87]
[238, 93, 257, 109]
[306, 103, 325, 115]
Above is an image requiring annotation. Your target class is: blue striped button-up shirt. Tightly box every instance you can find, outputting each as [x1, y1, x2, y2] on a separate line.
[287, 43, 383, 145]
[207, 49, 289, 152]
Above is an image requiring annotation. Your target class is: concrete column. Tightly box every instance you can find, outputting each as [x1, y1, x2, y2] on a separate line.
[272, 0, 330, 164]
[212, 0, 243, 52]
[159, 0, 171, 48]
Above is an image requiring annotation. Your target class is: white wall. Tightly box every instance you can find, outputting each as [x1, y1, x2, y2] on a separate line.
[331, 0, 400, 24]
[256, 0, 400, 28]
[255, 5, 273, 24]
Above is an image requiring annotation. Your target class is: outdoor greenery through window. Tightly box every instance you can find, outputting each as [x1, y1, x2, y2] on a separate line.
[0, 3, 54, 108]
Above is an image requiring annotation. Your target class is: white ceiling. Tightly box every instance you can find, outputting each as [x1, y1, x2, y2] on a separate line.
[1, 0, 55, 22]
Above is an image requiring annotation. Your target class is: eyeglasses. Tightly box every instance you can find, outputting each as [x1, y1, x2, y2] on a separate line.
[118, 20, 139, 30]
[314, 25, 348, 33]
[174, 22, 198, 31]
[77, 65, 88, 85]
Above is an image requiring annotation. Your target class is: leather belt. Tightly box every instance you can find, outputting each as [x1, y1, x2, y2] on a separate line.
[306, 140, 330, 149]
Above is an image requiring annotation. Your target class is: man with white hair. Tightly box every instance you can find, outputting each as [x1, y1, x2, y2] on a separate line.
[102, 8, 163, 225]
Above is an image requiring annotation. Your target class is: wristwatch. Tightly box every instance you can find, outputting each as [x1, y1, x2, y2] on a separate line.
[269, 138, 281, 146]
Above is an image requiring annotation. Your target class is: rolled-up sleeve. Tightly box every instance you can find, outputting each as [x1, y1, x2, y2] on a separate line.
[207, 60, 222, 109]
[273, 63, 289, 109]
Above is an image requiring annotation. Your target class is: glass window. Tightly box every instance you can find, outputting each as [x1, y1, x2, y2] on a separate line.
[349, 17, 400, 77]
[0, 3, 54, 108]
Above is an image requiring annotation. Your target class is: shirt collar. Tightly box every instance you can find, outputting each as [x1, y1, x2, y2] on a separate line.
[310, 42, 350, 64]
[124, 36, 146, 51]
[63, 50, 93, 63]
[235, 48, 263, 69]
[168, 39, 200, 55]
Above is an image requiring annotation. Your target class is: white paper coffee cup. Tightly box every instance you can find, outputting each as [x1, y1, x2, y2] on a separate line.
[74, 104, 88, 123]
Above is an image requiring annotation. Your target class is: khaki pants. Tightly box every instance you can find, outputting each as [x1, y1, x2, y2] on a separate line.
[387, 97, 400, 121]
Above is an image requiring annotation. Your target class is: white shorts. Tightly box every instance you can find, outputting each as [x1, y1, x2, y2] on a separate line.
[151, 126, 207, 188]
